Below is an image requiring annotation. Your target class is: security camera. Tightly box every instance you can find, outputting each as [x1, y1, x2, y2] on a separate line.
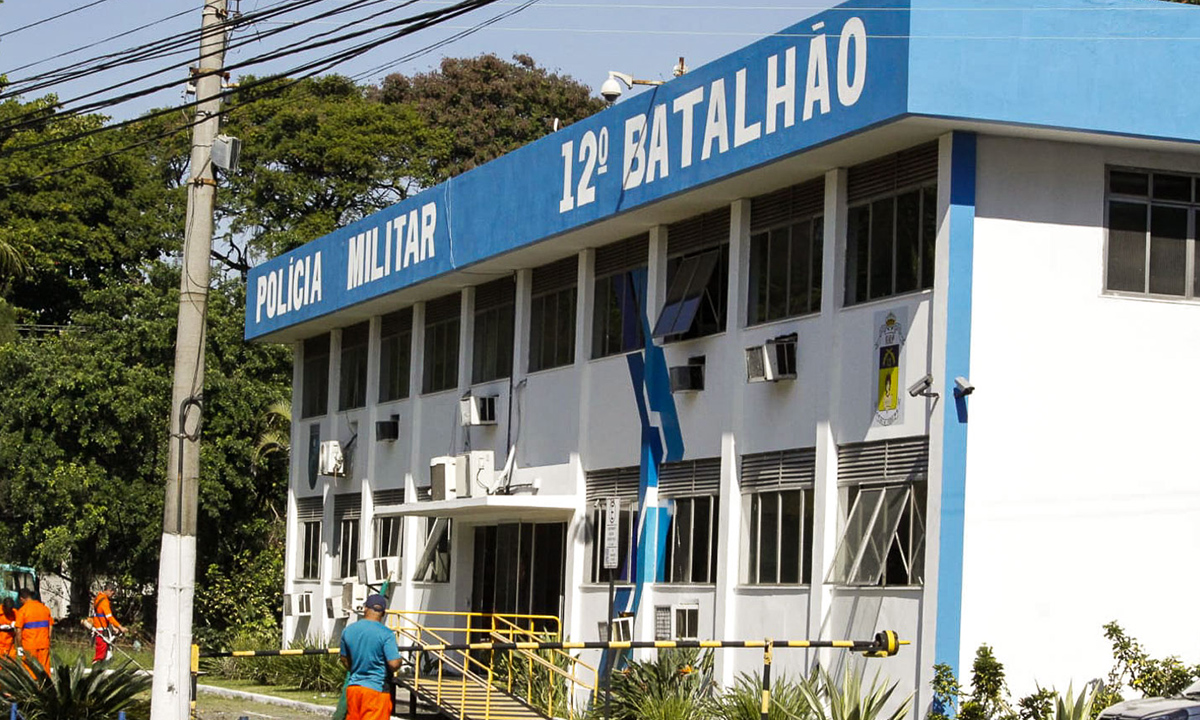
[954, 377, 975, 396]
[600, 76, 623, 103]
[907, 374, 934, 398]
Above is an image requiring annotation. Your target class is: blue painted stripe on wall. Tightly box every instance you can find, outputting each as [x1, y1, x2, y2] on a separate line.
[934, 131, 975, 677]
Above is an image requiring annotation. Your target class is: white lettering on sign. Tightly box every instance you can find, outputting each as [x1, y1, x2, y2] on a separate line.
[559, 15, 869, 208]
[346, 201, 438, 291]
[603, 497, 621, 570]
[256, 251, 323, 323]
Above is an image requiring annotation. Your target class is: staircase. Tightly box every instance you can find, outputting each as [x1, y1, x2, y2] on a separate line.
[386, 611, 596, 720]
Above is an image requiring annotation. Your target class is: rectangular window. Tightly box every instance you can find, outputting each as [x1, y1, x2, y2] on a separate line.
[378, 309, 412, 403]
[749, 178, 824, 325]
[336, 519, 360, 579]
[338, 322, 369, 411]
[662, 496, 718, 584]
[416, 518, 452, 583]
[741, 449, 816, 585]
[375, 515, 402, 557]
[828, 437, 928, 586]
[654, 209, 730, 340]
[1105, 168, 1200, 298]
[529, 257, 578, 372]
[472, 278, 516, 384]
[301, 334, 330, 419]
[586, 466, 640, 583]
[844, 143, 938, 306]
[300, 521, 321, 580]
[673, 605, 699, 640]
[592, 234, 649, 359]
[423, 293, 461, 394]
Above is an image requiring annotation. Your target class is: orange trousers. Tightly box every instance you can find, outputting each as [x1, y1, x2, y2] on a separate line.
[23, 646, 50, 676]
[346, 685, 391, 720]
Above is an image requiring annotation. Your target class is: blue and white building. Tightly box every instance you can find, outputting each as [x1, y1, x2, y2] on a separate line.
[246, 0, 1200, 706]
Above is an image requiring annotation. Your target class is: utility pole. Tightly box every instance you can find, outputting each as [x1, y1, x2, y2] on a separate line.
[150, 1, 226, 718]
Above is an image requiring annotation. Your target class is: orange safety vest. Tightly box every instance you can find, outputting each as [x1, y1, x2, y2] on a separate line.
[15, 600, 52, 650]
[92, 593, 121, 631]
[0, 607, 16, 656]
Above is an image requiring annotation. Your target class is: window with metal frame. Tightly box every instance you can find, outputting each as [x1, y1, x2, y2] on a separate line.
[333, 494, 362, 579]
[654, 209, 730, 340]
[378, 308, 412, 403]
[1105, 168, 1200, 298]
[416, 517, 452, 583]
[472, 277, 516, 383]
[748, 178, 825, 325]
[592, 234, 649, 359]
[659, 458, 720, 584]
[423, 293, 461, 394]
[828, 437, 928, 586]
[844, 142, 938, 306]
[296, 497, 323, 579]
[529, 257, 578, 372]
[375, 515, 402, 558]
[741, 449, 816, 584]
[587, 466, 640, 583]
[338, 322, 370, 410]
[301, 334, 329, 418]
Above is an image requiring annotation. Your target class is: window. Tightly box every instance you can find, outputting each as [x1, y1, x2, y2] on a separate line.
[748, 179, 825, 324]
[472, 277, 515, 383]
[592, 234, 649, 359]
[844, 143, 938, 306]
[586, 466, 640, 583]
[415, 517, 452, 583]
[828, 437, 928, 586]
[658, 458, 721, 584]
[423, 293, 461, 394]
[375, 515, 402, 557]
[674, 605, 699, 640]
[741, 449, 816, 585]
[333, 493, 362, 580]
[379, 309, 412, 403]
[1106, 168, 1200, 298]
[529, 257, 577, 372]
[338, 322, 369, 411]
[296, 497, 323, 579]
[654, 210, 730, 340]
[301, 334, 329, 418]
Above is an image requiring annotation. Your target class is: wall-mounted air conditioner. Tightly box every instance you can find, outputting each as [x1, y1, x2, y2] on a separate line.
[319, 441, 345, 477]
[375, 415, 400, 442]
[342, 579, 368, 615]
[745, 333, 798, 383]
[669, 356, 705, 393]
[357, 556, 399, 586]
[456, 450, 495, 497]
[430, 456, 458, 501]
[459, 395, 498, 426]
[284, 592, 313, 617]
[326, 596, 348, 620]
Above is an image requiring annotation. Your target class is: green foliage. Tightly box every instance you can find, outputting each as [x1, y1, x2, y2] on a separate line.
[1103, 622, 1200, 701]
[0, 654, 151, 719]
[952, 645, 1017, 720]
[376, 53, 605, 182]
[1017, 688, 1056, 720]
[598, 648, 716, 720]
[798, 665, 911, 720]
[712, 671, 814, 720]
[1055, 682, 1102, 720]
[930, 663, 963, 720]
[202, 631, 344, 693]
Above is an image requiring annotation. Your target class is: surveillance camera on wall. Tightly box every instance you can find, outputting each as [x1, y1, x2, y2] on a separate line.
[955, 377, 975, 396]
[600, 76, 623, 103]
[907, 374, 934, 397]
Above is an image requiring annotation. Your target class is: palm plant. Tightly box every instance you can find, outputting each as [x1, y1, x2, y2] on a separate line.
[0, 238, 26, 278]
[599, 648, 716, 720]
[1055, 681, 1103, 720]
[796, 664, 911, 720]
[255, 398, 292, 463]
[713, 670, 816, 720]
[0, 654, 150, 719]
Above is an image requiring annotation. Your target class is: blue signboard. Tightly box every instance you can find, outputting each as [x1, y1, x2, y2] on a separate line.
[245, 0, 912, 340]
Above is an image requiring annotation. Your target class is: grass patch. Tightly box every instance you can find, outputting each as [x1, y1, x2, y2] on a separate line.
[198, 677, 341, 707]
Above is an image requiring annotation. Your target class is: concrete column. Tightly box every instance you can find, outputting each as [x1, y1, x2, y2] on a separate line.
[362, 316, 382, 565]
[576, 249, 596, 461]
[647, 226, 669, 325]
[321, 329, 343, 641]
[284, 339, 304, 644]
[401, 302, 427, 614]
[512, 269, 533, 465]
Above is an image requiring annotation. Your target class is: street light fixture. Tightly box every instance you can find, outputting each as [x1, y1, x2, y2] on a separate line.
[600, 57, 688, 103]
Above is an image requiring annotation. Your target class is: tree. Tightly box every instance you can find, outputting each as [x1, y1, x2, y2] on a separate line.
[375, 53, 606, 183]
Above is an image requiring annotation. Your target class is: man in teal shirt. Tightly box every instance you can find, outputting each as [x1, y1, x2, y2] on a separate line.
[340, 594, 401, 720]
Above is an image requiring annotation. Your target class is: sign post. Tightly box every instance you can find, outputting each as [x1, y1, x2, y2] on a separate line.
[603, 497, 620, 720]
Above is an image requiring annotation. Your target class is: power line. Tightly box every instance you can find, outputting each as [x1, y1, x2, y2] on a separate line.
[0, 0, 114, 40]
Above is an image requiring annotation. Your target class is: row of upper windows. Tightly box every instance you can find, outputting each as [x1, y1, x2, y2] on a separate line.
[299, 142, 940, 418]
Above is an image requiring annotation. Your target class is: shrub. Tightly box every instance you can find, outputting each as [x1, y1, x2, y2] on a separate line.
[0, 654, 150, 720]
[712, 670, 815, 720]
[799, 665, 911, 720]
[596, 648, 715, 720]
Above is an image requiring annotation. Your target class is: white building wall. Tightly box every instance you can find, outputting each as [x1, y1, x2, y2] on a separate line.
[963, 136, 1200, 693]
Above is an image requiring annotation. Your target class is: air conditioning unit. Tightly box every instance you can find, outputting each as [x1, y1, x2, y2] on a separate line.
[745, 333, 798, 383]
[459, 395, 498, 426]
[456, 450, 495, 497]
[319, 441, 345, 477]
[375, 416, 400, 442]
[669, 356, 705, 393]
[326, 596, 348, 620]
[284, 592, 313, 617]
[430, 456, 458, 501]
[357, 556, 399, 586]
[342, 579, 368, 615]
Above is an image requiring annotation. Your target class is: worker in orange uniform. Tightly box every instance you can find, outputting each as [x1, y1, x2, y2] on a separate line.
[90, 584, 123, 664]
[0, 599, 17, 659]
[14, 589, 53, 674]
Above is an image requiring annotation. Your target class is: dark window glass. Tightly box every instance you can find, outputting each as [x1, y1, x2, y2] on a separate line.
[662, 496, 718, 584]
[301, 335, 329, 419]
[375, 516, 402, 557]
[1153, 174, 1192, 202]
[869, 197, 896, 301]
[338, 323, 369, 411]
[590, 503, 636, 583]
[337, 519, 360, 579]
[846, 205, 871, 305]
[529, 287, 577, 372]
[747, 217, 823, 326]
[655, 245, 728, 339]
[845, 185, 936, 306]
[472, 303, 514, 383]
[1107, 201, 1148, 293]
[895, 191, 921, 295]
[745, 488, 813, 585]
[1149, 205, 1188, 296]
[592, 271, 646, 358]
[379, 325, 411, 403]
[779, 491, 802, 584]
[300, 521, 321, 579]
[423, 317, 460, 394]
[1110, 170, 1149, 196]
[759, 492, 778, 584]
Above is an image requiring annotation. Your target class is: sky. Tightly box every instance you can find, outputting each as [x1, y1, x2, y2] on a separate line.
[0, 0, 823, 122]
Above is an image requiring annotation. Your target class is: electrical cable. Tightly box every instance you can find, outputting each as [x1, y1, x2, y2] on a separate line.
[0, 0, 114, 40]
